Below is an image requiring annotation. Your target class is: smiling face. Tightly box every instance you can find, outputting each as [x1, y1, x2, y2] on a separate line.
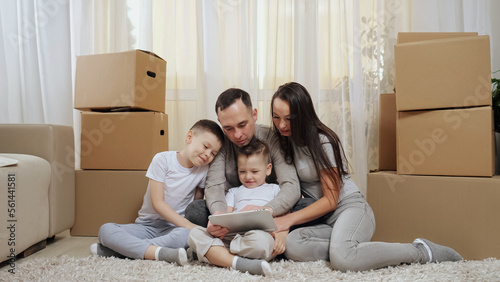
[217, 99, 258, 147]
[184, 131, 222, 167]
[237, 153, 272, 189]
[272, 97, 292, 137]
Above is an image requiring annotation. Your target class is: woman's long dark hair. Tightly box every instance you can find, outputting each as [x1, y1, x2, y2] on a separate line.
[271, 82, 349, 189]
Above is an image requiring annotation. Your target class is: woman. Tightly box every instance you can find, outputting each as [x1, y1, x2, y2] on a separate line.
[271, 82, 462, 272]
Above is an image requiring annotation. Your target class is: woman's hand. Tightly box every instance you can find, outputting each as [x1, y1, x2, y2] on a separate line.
[274, 216, 293, 232]
[271, 230, 289, 256]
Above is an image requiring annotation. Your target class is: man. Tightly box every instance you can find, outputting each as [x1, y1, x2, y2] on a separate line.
[186, 88, 301, 238]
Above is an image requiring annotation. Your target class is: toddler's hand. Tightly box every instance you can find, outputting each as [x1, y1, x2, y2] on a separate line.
[240, 205, 273, 215]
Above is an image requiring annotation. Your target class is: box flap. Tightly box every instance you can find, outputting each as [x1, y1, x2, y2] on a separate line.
[136, 49, 166, 61]
[397, 32, 478, 44]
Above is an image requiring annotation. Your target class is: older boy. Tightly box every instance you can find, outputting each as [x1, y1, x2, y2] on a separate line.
[91, 119, 224, 265]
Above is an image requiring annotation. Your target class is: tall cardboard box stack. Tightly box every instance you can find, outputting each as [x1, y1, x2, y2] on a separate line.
[369, 33, 499, 259]
[71, 50, 169, 236]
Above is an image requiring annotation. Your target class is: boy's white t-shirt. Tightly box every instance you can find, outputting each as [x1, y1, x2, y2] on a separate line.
[226, 183, 280, 213]
[137, 151, 208, 223]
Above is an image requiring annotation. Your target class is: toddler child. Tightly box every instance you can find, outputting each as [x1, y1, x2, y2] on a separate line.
[90, 119, 224, 265]
[188, 138, 283, 276]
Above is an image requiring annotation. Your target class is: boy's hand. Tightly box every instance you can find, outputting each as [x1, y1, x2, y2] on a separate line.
[271, 230, 289, 256]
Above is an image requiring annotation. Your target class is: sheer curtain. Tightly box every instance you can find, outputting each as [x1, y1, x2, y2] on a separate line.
[123, 0, 382, 193]
[2, 0, 499, 194]
[0, 0, 73, 125]
[121, 0, 378, 192]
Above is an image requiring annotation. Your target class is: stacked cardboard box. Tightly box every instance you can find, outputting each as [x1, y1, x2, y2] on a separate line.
[370, 33, 498, 259]
[71, 50, 168, 236]
[368, 171, 500, 260]
[395, 33, 493, 177]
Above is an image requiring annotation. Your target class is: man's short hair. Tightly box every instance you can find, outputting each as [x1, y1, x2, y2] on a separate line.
[237, 138, 270, 162]
[215, 88, 253, 114]
[190, 119, 225, 143]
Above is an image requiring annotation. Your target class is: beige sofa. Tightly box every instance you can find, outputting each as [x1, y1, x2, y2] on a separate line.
[0, 124, 75, 262]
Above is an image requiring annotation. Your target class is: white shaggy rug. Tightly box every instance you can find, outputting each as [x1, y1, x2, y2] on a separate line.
[5, 256, 500, 281]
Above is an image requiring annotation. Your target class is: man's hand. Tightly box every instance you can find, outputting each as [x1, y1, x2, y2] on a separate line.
[239, 205, 274, 215]
[206, 221, 229, 239]
[206, 211, 229, 239]
[271, 230, 289, 256]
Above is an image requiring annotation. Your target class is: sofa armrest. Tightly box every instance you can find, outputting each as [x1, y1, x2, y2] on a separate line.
[0, 124, 75, 236]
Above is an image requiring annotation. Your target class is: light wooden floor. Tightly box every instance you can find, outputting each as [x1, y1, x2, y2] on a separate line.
[0, 230, 98, 271]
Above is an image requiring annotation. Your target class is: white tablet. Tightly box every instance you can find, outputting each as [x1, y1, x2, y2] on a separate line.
[208, 210, 277, 234]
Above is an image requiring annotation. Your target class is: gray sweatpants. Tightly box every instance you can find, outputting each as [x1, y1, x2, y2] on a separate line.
[188, 226, 275, 263]
[285, 192, 427, 272]
[98, 218, 190, 259]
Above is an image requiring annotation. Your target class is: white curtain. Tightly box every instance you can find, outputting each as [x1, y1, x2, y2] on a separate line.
[2, 0, 499, 194]
[0, 0, 73, 125]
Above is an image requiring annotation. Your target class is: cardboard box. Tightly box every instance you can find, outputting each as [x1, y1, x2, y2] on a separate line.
[394, 32, 478, 95]
[379, 93, 397, 170]
[395, 35, 491, 111]
[71, 170, 148, 236]
[397, 32, 478, 44]
[397, 106, 494, 177]
[75, 50, 166, 112]
[81, 111, 168, 170]
[367, 171, 500, 260]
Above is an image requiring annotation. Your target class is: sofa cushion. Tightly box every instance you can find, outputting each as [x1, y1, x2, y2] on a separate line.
[0, 154, 51, 261]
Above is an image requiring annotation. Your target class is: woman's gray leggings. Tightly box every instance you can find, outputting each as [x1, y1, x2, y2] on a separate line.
[285, 192, 426, 272]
